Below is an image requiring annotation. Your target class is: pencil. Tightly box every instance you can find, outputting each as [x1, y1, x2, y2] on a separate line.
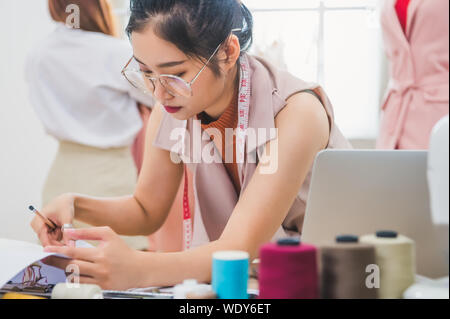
[28, 205, 58, 231]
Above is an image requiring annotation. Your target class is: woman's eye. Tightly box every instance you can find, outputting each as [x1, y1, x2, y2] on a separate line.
[140, 69, 152, 75]
[176, 72, 185, 78]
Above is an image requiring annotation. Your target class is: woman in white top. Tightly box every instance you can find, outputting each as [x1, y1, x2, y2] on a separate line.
[26, 0, 154, 250]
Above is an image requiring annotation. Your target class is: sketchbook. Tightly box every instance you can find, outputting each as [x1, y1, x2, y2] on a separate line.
[0, 238, 258, 299]
[0, 238, 91, 292]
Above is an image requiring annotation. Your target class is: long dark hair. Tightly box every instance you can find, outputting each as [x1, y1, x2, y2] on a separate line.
[126, 0, 253, 76]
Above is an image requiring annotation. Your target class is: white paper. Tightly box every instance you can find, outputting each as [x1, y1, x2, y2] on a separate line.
[0, 238, 92, 289]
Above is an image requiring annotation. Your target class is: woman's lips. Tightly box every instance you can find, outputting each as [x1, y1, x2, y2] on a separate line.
[164, 106, 182, 114]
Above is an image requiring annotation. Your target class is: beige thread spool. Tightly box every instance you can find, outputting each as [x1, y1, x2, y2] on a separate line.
[51, 283, 103, 299]
[320, 235, 378, 299]
[360, 231, 415, 299]
[174, 279, 216, 299]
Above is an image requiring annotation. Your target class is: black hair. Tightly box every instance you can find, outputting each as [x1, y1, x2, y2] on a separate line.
[126, 0, 253, 76]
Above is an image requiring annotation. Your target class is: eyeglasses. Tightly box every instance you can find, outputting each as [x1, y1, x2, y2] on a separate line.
[121, 29, 242, 98]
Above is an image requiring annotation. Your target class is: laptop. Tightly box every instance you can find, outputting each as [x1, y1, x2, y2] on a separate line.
[301, 150, 449, 278]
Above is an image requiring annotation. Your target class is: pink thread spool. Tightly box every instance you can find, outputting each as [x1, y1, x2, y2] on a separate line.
[258, 238, 319, 299]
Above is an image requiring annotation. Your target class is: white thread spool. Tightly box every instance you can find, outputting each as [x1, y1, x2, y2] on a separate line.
[173, 279, 213, 299]
[51, 283, 103, 299]
[360, 231, 416, 299]
[186, 284, 217, 299]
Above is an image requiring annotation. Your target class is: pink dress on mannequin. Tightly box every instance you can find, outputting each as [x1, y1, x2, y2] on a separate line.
[377, 0, 449, 150]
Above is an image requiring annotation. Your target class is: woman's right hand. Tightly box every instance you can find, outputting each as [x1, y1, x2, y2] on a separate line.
[30, 193, 76, 247]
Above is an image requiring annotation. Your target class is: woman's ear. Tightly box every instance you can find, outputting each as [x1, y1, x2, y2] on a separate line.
[220, 34, 241, 73]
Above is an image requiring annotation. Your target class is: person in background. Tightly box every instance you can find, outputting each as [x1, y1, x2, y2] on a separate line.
[377, 0, 449, 150]
[26, 0, 154, 250]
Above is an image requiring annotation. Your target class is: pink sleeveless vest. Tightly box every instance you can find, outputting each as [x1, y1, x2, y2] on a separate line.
[153, 54, 352, 247]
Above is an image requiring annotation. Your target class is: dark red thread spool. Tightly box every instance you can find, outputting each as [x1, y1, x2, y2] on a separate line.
[258, 238, 319, 299]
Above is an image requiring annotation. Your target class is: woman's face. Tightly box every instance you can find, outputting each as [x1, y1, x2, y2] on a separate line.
[131, 26, 237, 121]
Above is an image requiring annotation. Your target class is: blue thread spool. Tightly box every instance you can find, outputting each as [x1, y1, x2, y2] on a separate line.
[212, 251, 249, 299]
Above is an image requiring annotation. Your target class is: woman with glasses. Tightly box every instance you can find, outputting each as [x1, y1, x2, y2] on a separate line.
[33, 0, 351, 290]
[26, 0, 154, 250]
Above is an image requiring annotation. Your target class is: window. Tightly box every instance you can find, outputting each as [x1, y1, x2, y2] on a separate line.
[245, 0, 385, 139]
[110, 0, 130, 35]
[113, 0, 386, 140]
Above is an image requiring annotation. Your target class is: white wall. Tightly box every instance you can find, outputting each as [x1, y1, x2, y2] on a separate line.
[0, 0, 57, 243]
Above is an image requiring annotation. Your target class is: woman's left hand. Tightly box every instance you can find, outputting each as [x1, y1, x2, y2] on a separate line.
[43, 226, 144, 291]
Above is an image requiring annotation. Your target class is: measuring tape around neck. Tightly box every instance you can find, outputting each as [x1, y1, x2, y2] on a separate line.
[182, 166, 192, 251]
[236, 54, 251, 166]
[182, 55, 251, 251]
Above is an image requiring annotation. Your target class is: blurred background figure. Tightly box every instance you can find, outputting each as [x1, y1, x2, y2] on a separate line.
[377, 0, 449, 150]
[25, 0, 154, 250]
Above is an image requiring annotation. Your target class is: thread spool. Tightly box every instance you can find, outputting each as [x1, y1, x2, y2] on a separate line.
[360, 231, 416, 299]
[212, 251, 249, 299]
[173, 279, 215, 299]
[186, 290, 217, 299]
[320, 235, 378, 299]
[51, 283, 103, 299]
[185, 283, 217, 300]
[258, 238, 319, 299]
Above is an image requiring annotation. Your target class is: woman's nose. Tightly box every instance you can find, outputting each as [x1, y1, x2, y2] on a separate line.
[153, 80, 174, 102]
